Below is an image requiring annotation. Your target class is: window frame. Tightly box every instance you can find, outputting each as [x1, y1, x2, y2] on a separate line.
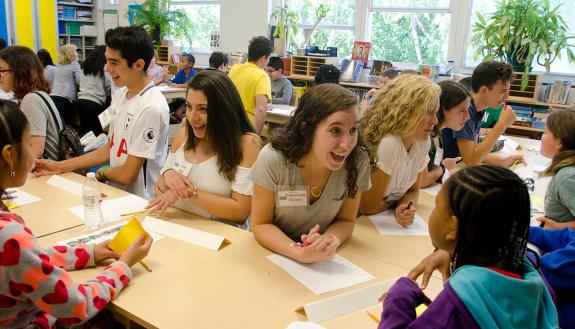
[168, 0, 221, 52]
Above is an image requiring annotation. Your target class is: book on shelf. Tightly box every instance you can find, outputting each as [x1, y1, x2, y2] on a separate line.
[369, 60, 393, 77]
[351, 41, 371, 62]
[544, 80, 572, 104]
[340, 59, 363, 83]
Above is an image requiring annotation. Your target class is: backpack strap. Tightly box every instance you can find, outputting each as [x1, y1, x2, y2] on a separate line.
[33, 92, 62, 133]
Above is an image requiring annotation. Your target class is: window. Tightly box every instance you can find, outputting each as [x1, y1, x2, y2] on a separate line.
[369, 0, 452, 65]
[465, 0, 575, 74]
[169, 0, 220, 49]
[285, 0, 356, 57]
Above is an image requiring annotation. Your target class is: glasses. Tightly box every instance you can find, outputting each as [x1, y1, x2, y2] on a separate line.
[0, 69, 12, 77]
[265, 68, 278, 73]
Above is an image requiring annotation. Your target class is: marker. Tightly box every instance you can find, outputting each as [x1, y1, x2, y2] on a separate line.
[120, 210, 149, 217]
[367, 310, 381, 323]
[139, 260, 152, 272]
[406, 201, 413, 210]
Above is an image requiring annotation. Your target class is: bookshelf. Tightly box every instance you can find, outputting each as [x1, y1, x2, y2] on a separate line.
[290, 56, 338, 79]
[155, 46, 183, 74]
[57, 1, 97, 61]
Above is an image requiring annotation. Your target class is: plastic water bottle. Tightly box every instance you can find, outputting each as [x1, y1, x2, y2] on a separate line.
[82, 172, 103, 231]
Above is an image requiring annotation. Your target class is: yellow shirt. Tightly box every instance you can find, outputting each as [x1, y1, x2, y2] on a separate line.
[228, 62, 271, 121]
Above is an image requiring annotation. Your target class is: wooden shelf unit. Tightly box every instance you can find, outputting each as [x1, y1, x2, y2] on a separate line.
[290, 56, 338, 78]
[509, 72, 539, 101]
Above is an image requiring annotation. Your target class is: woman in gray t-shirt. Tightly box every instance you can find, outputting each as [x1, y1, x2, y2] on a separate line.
[251, 84, 374, 264]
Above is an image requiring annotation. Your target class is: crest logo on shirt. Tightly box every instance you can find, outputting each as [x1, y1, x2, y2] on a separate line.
[143, 128, 158, 143]
[124, 113, 134, 130]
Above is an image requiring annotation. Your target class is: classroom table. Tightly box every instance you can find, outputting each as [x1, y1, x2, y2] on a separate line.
[37, 209, 439, 329]
[267, 104, 296, 125]
[27, 133, 546, 329]
[158, 85, 186, 100]
[12, 172, 128, 238]
[28, 168, 438, 329]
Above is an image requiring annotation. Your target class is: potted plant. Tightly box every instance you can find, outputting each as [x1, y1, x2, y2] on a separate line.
[470, 0, 575, 89]
[270, 4, 299, 56]
[299, 4, 330, 49]
[128, 0, 194, 46]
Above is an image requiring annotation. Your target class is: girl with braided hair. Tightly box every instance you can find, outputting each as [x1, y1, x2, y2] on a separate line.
[378, 165, 558, 329]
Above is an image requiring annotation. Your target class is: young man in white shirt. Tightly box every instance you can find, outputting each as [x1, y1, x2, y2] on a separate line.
[35, 26, 169, 199]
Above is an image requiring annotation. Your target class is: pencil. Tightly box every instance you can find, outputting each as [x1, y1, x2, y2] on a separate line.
[139, 260, 152, 272]
[510, 160, 520, 170]
[367, 310, 380, 323]
[120, 210, 149, 217]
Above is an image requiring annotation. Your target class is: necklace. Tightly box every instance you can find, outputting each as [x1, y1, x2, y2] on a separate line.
[310, 186, 322, 198]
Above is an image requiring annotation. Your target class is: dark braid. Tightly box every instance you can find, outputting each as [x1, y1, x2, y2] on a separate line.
[446, 164, 530, 273]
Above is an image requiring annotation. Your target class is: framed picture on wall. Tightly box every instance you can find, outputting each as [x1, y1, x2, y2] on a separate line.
[171, 54, 181, 65]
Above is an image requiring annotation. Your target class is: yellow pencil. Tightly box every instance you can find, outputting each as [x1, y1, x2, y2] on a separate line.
[510, 159, 521, 170]
[367, 310, 380, 324]
[139, 260, 152, 272]
[120, 209, 149, 217]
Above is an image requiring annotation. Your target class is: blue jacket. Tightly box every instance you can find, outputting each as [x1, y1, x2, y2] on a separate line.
[380, 257, 558, 329]
[530, 227, 575, 329]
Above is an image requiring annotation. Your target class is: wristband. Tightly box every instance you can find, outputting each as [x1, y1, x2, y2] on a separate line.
[98, 166, 109, 181]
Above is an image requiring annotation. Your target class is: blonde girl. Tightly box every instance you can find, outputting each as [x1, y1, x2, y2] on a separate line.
[360, 74, 440, 226]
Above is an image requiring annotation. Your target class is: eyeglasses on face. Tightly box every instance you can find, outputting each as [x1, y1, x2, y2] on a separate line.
[265, 67, 278, 73]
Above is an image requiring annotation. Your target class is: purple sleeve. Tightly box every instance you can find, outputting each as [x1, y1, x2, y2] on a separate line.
[379, 278, 480, 329]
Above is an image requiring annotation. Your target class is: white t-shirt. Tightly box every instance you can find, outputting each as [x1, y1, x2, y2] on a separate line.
[376, 135, 430, 203]
[161, 145, 252, 224]
[107, 83, 169, 199]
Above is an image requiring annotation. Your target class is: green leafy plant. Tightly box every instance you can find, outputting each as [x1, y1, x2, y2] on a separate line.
[300, 4, 330, 49]
[270, 5, 299, 55]
[128, 0, 194, 46]
[470, 0, 575, 90]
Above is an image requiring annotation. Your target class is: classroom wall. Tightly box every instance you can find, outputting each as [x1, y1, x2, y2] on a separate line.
[220, 0, 271, 53]
[13, 0, 34, 49]
[38, 0, 57, 58]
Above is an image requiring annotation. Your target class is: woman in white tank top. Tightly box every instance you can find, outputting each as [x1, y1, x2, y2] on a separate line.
[146, 70, 260, 227]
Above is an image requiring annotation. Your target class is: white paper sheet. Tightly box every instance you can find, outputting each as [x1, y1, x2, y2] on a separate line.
[296, 278, 398, 323]
[68, 195, 149, 224]
[57, 221, 164, 247]
[504, 138, 520, 150]
[141, 216, 228, 251]
[47, 175, 84, 196]
[5, 189, 41, 206]
[267, 253, 374, 295]
[285, 322, 326, 329]
[368, 209, 429, 236]
[269, 104, 296, 117]
[421, 182, 442, 196]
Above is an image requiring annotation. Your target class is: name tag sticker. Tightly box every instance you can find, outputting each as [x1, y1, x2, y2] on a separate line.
[277, 189, 308, 207]
[172, 159, 192, 176]
[433, 147, 444, 166]
[98, 109, 112, 129]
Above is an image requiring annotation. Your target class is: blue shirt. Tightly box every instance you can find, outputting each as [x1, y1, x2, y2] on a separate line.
[171, 69, 197, 84]
[442, 98, 484, 159]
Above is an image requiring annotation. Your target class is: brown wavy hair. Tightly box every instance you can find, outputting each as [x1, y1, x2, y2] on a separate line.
[0, 46, 50, 100]
[270, 83, 376, 198]
[542, 109, 575, 176]
[184, 69, 256, 181]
